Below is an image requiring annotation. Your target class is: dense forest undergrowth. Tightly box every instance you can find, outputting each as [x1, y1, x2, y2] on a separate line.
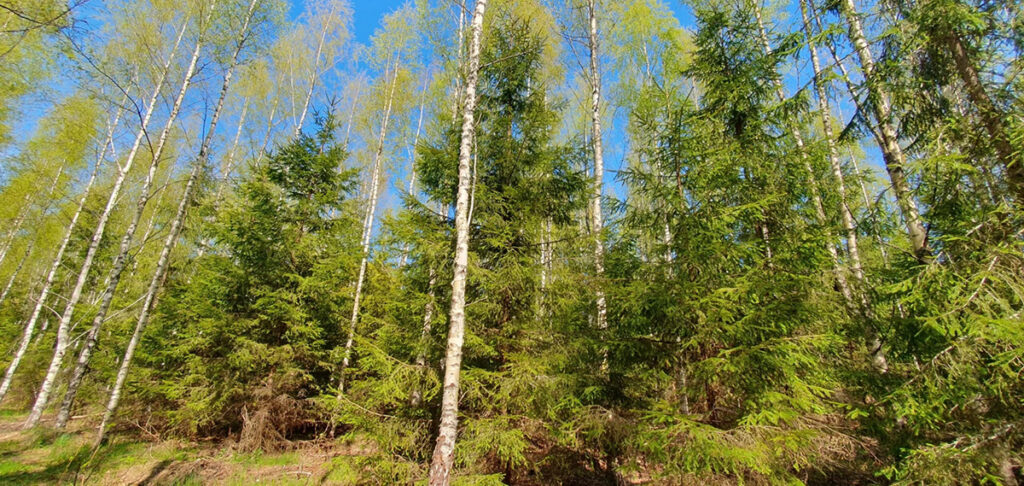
[1, 0, 1023, 484]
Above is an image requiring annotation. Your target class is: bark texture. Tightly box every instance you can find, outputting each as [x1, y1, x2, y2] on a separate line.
[97, 0, 252, 443]
[54, 19, 208, 428]
[427, 1, 487, 483]
[338, 57, 400, 392]
[840, 0, 931, 262]
[800, 0, 887, 372]
[22, 18, 189, 428]
[587, 0, 608, 334]
[945, 30, 1023, 205]
[0, 95, 123, 403]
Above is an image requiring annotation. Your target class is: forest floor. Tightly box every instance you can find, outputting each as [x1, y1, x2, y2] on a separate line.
[0, 409, 376, 485]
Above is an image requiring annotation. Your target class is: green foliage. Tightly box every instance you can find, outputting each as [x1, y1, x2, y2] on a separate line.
[137, 114, 360, 440]
[1, 0, 1022, 484]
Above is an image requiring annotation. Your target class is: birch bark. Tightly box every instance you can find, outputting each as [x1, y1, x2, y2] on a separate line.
[944, 30, 1023, 204]
[293, 1, 336, 138]
[0, 94, 125, 403]
[756, 4, 858, 293]
[53, 19, 208, 429]
[839, 0, 930, 261]
[587, 0, 607, 335]
[96, 0, 255, 443]
[0, 243, 30, 306]
[399, 77, 428, 268]
[338, 57, 400, 391]
[22, 17, 190, 428]
[0, 165, 64, 308]
[801, 0, 887, 371]
[0, 194, 32, 270]
[427, 1, 487, 483]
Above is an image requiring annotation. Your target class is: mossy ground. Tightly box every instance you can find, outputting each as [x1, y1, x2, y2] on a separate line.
[0, 410, 376, 485]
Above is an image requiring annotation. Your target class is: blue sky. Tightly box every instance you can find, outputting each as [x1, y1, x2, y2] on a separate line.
[3, 0, 887, 213]
[290, 0, 886, 207]
[288, 0, 698, 206]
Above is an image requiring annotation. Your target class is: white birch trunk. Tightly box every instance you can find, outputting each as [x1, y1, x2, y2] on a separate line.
[343, 85, 359, 147]
[293, 2, 334, 139]
[586, 0, 608, 335]
[800, 0, 887, 372]
[257, 99, 279, 164]
[338, 58, 400, 391]
[53, 30, 205, 429]
[220, 97, 249, 190]
[0, 194, 32, 270]
[131, 166, 176, 277]
[196, 95, 250, 258]
[399, 78, 428, 268]
[839, 0, 930, 261]
[21, 18, 190, 429]
[751, 2, 857, 308]
[0, 243, 30, 306]
[427, 1, 486, 483]
[800, 0, 865, 285]
[0, 164, 64, 307]
[0, 95, 124, 403]
[96, 0, 253, 442]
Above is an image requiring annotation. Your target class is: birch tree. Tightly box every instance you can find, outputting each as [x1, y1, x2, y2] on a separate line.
[0, 93, 119, 403]
[51, 11, 208, 428]
[839, 0, 931, 261]
[800, 0, 887, 371]
[22, 11, 195, 428]
[96, 0, 260, 442]
[291, 0, 352, 137]
[427, 1, 486, 484]
[585, 0, 608, 336]
[338, 6, 416, 389]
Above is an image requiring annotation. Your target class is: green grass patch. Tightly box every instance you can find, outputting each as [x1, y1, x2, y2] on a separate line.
[233, 450, 300, 467]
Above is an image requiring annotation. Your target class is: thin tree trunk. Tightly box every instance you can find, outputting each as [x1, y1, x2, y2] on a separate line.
[131, 166, 176, 277]
[945, 30, 1023, 204]
[399, 77, 429, 268]
[97, 162, 198, 445]
[21, 18, 189, 429]
[0, 194, 31, 270]
[587, 0, 608, 337]
[343, 85, 359, 147]
[257, 99, 279, 164]
[338, 57, 400, 392]
[752, 1, 857, 307]
[97, 0, 253, 443]
[0, 245, 29, 306]
[450, 4, 466, 119]
[0, 164, 65, 306]
[427, 1, 487, 484]
[53, 28, 205, 430]
[800, 0, 864, 284]
[220, 96, 249, 192]
[801, 0, 887, 372]
[0, 94, 125, 403]
[839, 0, 930, 262]
[848, 152, 897, 264]
[196, 95, 250, 258]
[539, 218, 551, 311]
[410, 267, 437, 407]
[809, 3, 899, 273]
[810, 7, 884, 145]
[293, 2, 335, 139]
